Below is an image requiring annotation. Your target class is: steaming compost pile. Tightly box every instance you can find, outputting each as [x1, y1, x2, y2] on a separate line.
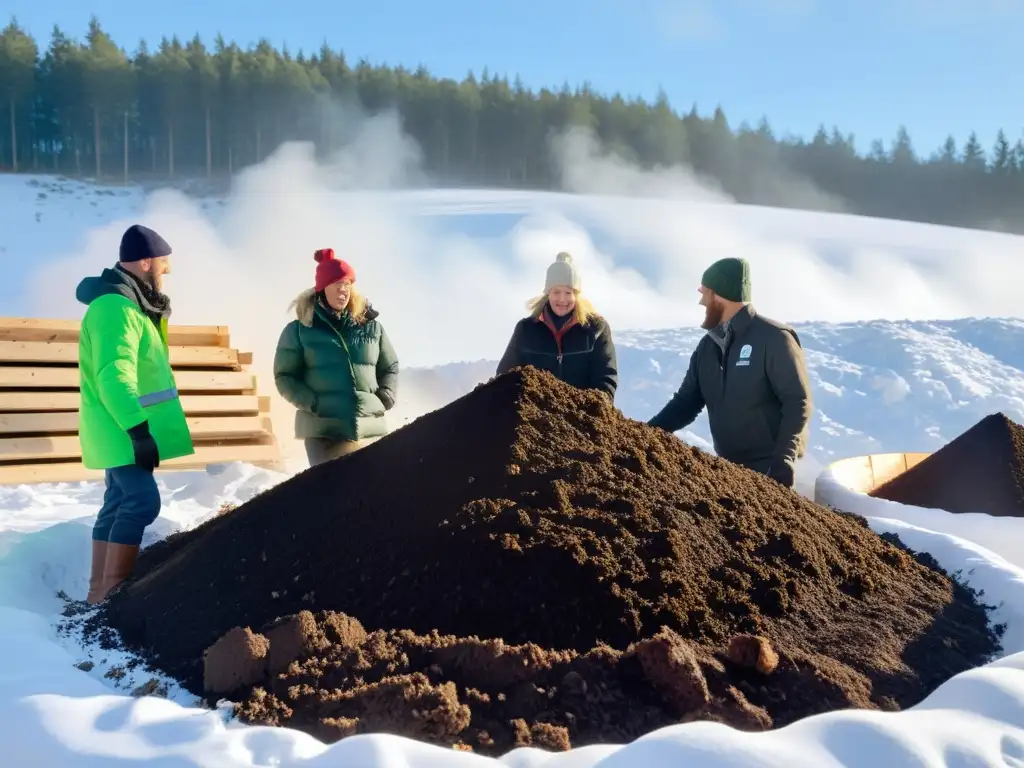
[871, 412, 1024, 517]
[100, 368, 1001, 755]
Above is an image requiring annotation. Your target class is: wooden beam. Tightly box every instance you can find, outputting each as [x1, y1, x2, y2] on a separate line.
[0, 412, 273, 439]
[172, 347, 240, 368]
[0, 428, 276, 462]
[0, 392, 265, 415]
[0, 318, 230, 347]
[0, 318, 79, 343]
[175, 370, 256, 392]
[0, 340, 242, 369]
[0, 367, 255, 392]
[0, 443, 284, 485]
[0, 392, 80, 411]
[0, 412, 78, 433]
[185, 395, 265, 415]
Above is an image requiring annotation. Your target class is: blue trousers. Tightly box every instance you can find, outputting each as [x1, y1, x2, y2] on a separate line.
[92, 465, 162, 546]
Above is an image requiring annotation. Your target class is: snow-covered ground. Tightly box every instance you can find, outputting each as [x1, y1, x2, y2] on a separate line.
[5, 463, 1024, 767]
[3, 168, 1024, 765]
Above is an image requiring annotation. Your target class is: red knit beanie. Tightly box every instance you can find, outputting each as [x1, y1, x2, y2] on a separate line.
[313, 248, 355, 293]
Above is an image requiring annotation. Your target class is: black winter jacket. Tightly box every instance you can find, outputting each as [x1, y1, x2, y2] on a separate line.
[648, 304, 812, 478]
[496, 307, 618, 401]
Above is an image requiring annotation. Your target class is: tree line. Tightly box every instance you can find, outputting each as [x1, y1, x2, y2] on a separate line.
[1, 17, 1023, 233]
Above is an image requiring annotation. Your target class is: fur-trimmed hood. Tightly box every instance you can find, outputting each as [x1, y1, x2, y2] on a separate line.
[291, 288, 379, 327]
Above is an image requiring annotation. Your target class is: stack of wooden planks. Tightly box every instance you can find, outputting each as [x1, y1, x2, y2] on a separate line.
[0, 317, 284, 485]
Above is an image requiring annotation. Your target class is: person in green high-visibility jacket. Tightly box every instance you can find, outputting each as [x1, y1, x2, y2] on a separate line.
[274, 248, 399, 466]
[76, 224, 194, 605]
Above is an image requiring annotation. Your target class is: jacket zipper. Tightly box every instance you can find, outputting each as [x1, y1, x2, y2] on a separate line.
[315, 304, 359, 384]
[718, 340, 733, 406]
[540, 311, 577, 379]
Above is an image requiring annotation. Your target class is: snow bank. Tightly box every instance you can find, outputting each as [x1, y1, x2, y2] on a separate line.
[4, 597, 1024, 767]
[817, 466, 1024, 572]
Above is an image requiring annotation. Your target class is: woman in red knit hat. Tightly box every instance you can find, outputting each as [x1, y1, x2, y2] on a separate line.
[273, 249, 399, 466]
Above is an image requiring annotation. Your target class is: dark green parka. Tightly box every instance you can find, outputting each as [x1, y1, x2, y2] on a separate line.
[274, 289, 399, 441]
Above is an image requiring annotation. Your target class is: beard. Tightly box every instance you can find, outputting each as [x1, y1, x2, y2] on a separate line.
[141, 270, 170, 305]
[701, 300, 724, 330]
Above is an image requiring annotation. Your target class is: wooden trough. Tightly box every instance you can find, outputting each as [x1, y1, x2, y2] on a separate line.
[813, 451, 931, 505]
[0, 317, 284, 485]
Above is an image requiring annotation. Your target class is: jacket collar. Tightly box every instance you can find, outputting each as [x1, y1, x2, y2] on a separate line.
[727, 303, 756, 338]
[291, 288, 379, 328]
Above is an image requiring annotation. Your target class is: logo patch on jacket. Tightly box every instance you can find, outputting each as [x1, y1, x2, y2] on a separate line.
[736, 344, 752, 366]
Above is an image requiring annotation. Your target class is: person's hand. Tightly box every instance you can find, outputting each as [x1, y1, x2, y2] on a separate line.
[377, 389, 395, 410]
[768, 461, 794, 488]
[126, 421, 160, 471]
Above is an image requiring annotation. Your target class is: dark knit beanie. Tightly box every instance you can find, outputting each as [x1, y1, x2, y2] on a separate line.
[700, 257, 751, 303]
[119, 224, 172, 263]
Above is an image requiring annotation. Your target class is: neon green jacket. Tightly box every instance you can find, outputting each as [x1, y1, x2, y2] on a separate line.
[75, 267, 194, 470]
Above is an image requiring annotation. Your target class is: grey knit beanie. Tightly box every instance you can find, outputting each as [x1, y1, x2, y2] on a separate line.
[544, 251, 580, 292]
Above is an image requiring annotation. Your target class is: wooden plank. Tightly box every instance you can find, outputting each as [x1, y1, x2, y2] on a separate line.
[0, 412, 271, 439]
[0, 436, 98, 461]
[0, 443, 283, 485]
[171, 347, 240, 368]
[0, 392, 80, 411]
[0, 367, 254, 392]
[0, 318, 79, 343]
[867, 453, 912, 488]
[0, 340, 241, 369]
[829, 455, 876, 494]
[253, 460, 288, 472]
[183, 395, 264, 415]
[191, 416, 271, 439]
[0, 412, 78, 433]
[0, 318, 230, 347]
[0, 341, 79, 364]
[0, 392, 264, 414]
[175, 371, 255, 392]
[0, 368, 79, 388]
[905, 452, 930, 469]
[0, 425, 275, 462]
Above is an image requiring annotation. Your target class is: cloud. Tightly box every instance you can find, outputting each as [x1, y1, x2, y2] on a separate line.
[657, 1, 726, 42]
[647, 0, 816, 42]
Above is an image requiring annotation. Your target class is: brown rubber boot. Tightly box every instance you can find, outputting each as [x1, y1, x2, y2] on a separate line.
[85, 540, 109, 605]
[97, 542, 140, 602]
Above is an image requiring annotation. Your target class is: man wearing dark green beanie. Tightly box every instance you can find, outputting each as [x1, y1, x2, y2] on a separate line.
[698, 256, 751, 326]
[647, 257, 812, 488]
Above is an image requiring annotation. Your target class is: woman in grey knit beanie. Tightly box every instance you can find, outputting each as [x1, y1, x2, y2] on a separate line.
[495, 251, 618, 401]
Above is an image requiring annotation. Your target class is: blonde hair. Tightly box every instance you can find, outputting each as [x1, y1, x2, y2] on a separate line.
[527, 290, 597, 326]
[289, 281, 370, 325]
[343, 284, 370, 324]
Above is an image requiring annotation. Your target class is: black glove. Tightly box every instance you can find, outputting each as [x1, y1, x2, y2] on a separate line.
[127, 421, 160, 471]
[768, 461, 794, 488]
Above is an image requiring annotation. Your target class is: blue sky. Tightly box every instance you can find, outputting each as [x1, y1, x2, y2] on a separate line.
[7, 0, 1022, 158]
